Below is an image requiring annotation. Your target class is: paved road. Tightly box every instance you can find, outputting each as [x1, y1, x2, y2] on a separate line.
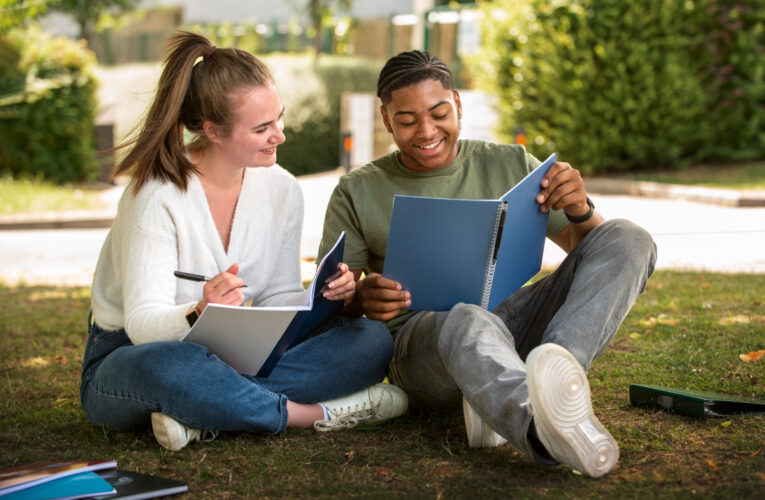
[1, 172, 764, 287]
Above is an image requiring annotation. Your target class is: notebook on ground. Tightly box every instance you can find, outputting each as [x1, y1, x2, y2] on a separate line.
[1, 472, 114, 500]
[0, 461, 116, 497]
[629, 383, 765, 418]
[92, 469, 188, 499]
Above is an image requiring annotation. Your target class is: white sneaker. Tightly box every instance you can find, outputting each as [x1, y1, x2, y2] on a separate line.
[463, 397, 508, 448]
[526, 343, 619, 478]
[151, 413, 218, 451]
[314, 383, 408, 431]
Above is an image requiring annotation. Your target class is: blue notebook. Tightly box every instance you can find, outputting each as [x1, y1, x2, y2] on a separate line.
[2, 471, 115, 500]
[183, 232, 345, 377]
[383, 153, 556, 311]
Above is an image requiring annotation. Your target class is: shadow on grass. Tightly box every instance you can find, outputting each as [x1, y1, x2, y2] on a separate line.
[1, 274, 763, 498]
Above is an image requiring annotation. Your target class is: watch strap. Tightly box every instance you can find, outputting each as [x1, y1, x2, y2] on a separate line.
[565, 196, 595, 224]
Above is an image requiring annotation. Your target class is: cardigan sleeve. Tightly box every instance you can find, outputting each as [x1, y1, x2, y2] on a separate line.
[120, 199, 195, 344]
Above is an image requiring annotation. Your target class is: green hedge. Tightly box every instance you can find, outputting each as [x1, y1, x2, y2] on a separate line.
[474, 0, 764, 173]
[261, 54, 382, 176]
[0, 27, 99, 183]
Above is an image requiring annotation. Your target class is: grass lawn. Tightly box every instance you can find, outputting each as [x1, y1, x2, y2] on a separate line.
[606, 160, 765, 190]
[0, 177, 108, 216]
[1, 270, 764, 498]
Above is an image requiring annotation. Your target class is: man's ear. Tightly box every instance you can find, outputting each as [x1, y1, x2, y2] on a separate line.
[454, 90, 462, 120]
[380, 105, 393, 134]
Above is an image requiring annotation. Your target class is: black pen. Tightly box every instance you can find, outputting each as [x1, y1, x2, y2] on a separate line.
[174, 270, 248, 287]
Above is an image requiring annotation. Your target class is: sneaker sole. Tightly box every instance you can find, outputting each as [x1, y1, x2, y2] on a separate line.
[463, 398, 507, 448]
[527, 344, 618, 477]
[151, 412, 186, 451]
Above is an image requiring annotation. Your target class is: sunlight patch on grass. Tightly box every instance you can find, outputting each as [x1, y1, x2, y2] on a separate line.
[0, 176, 106, 215]
[21, 356, 50, 368]
[719, 314, 765, 325]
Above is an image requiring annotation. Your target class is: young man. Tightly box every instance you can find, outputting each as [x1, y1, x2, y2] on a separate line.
[318, 50, 656, 477]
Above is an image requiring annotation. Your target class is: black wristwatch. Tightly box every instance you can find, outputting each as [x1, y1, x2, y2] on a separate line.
[565, 196, 595, 224]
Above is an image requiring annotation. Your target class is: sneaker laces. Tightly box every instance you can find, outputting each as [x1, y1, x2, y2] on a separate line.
[183, 427, 219, 445]
[313, 401, 376, 432]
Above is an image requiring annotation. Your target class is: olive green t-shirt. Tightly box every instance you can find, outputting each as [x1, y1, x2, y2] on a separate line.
[318, 140, 569, 335]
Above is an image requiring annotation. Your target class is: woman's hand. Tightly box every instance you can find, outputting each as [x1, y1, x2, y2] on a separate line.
[196, 263, 245, 313]
[323, 262, 357, 306]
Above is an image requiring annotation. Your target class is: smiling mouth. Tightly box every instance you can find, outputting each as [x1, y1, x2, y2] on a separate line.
[261, 147, 277, 154]
[417, 138, 444, 151]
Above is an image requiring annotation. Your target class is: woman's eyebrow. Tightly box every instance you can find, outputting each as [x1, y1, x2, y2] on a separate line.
[393, 100, 449, 117]
[253, 106, 285, 128]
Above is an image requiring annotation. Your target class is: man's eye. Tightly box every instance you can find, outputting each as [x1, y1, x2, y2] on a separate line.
[399, 121, 415, 127]
[433, 114, 447, 120]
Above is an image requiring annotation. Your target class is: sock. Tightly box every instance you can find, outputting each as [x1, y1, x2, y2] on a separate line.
[319, 403, 329, 421]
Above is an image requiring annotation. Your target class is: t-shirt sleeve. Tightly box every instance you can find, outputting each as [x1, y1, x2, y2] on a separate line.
[318, 181, 369, 272]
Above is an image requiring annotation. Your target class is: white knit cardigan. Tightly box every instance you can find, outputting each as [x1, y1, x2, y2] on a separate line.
[90, 165, 306, 345]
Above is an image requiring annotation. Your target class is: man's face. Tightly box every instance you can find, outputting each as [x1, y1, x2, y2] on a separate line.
[380, 79, 462, 172]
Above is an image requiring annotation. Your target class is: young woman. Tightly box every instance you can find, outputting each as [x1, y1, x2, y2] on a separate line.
[80, 32, 406, 451]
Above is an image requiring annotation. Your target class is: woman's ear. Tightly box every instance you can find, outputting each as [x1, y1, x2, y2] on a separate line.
[203, 121, 221, 143]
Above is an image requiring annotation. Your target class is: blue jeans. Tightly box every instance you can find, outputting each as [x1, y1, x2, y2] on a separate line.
[388, 219, 657, 461]
[80, 315, 392, 435]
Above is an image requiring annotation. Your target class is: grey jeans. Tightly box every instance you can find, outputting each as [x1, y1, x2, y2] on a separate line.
[388, 219, 657, 461]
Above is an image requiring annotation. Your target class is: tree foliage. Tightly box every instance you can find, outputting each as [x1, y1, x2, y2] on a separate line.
[474, 0, 765, 173]
[50, 0, 140, 44]
[0, 0, 49, 32]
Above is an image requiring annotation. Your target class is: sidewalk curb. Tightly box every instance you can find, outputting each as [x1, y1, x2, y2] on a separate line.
[1, 177, 764, 231]
[586, 178, 765, 208]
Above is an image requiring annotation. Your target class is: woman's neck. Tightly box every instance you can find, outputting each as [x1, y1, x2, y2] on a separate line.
[191, 149, 245, 190]
[190, 149, 245, 253]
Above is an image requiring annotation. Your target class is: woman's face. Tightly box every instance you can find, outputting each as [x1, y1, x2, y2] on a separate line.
[211, 83, 286, 168]
[380, 79, 462, 172]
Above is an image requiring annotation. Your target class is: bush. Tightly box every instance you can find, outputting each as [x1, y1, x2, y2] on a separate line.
[474, 0, 763, 173]
[698, 1, 765, 161]
[264, 54, 381, 176]
[0, 27, 99, 183]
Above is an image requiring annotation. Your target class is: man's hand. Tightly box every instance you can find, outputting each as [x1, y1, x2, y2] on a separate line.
[535, 161, 589, 218]
[355, 273, 411, 321]
[537, 160, 604, 252]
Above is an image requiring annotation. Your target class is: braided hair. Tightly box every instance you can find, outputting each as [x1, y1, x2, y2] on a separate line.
[376, 50, 454, 105]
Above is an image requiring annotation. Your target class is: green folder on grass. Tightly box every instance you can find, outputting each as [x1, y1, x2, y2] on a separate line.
[629, 384, 765, 419]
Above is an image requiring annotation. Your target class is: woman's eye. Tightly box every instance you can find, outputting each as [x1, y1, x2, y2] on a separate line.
[434, 114, 447, 120]
[255, 127, 268, 134]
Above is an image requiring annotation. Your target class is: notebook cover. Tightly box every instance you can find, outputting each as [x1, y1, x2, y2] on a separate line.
[91, 469, 188, 499]
[383, 196, 503, 311]
[488, 153, 555, 310]
[629, 383, 765, 418]
[2, 472, 114, 500]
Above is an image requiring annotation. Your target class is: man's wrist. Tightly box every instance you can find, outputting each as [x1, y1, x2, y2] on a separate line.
[565, 196, 595, 224]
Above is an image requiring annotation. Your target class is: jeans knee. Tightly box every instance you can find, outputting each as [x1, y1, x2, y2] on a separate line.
[116, 342, 207, 389]
[344, 317, 394, 374]
[438, 303, 499, 355]
[601, 219, 657, 271]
